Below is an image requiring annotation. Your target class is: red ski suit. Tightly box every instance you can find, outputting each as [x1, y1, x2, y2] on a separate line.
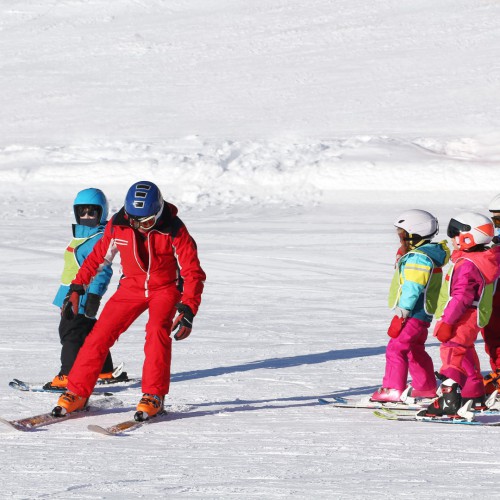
[67, 203, 206, 398]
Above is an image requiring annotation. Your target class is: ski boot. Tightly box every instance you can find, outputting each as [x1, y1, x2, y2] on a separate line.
[370, 387, 402, 403]
[52, 391, 88, 417]
[97, 363, 129, 385]
[424, 378, 462, 417]
[43, 374, 68, 391]
[483, 369, 500, 395]
[135, 394, 164, 422]
[97, 371, 129, 385]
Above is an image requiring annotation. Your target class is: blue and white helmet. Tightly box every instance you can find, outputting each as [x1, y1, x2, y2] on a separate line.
[124, 181, 164, 219]
[73, 188, 109, 225]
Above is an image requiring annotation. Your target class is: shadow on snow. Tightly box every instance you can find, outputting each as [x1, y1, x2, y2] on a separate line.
[171, 345, 390, 383]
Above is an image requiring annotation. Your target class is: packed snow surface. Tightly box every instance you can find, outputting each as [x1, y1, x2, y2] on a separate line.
[1, 1, 500, 499]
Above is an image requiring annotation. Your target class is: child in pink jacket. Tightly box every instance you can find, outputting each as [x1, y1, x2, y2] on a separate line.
[425, 212, 500, 417]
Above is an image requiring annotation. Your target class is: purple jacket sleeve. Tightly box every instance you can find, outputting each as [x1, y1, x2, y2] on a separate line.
[441, 260, 483, 325]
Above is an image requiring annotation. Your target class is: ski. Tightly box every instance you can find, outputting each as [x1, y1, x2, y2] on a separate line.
[0, 396, 123, 432]
[88, 409, 168, 436]
[373, 408, 416, 421]
[9, 378, 64, 393]
[9, 379, 114, 396]
[374, 408, 500, 426]
[318, 396, 428, 411]
[9, 363, 136, 393]
[372, 391, 500, 418]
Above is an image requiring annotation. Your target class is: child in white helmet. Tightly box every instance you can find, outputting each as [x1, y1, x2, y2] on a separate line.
[425, 212, 500, 416]
[371, 209, 450, 403]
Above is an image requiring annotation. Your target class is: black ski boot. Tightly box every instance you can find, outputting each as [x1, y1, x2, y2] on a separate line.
[425, 378, 462, 417]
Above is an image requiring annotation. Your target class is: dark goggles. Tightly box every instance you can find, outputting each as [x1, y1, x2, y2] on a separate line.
[125, 212, 157, 231]
[447, 218, 471, 238]
[76, 205, 99, 218]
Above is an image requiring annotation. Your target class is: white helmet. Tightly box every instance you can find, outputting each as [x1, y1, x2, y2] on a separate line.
[394, 209, 439, 240]
[488, 194, 500, 213]
[447, 212, 494, 250]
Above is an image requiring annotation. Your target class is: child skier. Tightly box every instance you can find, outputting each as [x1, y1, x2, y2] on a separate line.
[371, 209, 450, 403]
[482, 194, 500, 394]
[45, 188, 126, 390]
[425, 212, 500, 416]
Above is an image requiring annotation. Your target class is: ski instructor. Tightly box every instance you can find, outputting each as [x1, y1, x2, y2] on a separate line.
[52, 181, 206, 421]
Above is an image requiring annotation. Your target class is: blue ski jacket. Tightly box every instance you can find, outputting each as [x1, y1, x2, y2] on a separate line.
[53, 223, 113, 315]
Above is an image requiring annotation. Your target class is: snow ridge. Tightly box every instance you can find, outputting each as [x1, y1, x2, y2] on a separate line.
[1, 135, 499, 208]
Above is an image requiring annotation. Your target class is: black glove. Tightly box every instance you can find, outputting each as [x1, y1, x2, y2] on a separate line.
[62, 284, 85, 320]
[84, 293, 101, 319]
[171, 303, 194, 341]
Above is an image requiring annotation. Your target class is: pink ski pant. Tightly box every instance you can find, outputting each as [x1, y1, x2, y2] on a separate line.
[68, 284, 181, 398]
[382, 317, 436, 393]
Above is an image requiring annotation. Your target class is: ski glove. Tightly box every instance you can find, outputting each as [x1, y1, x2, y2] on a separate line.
[172, 303, 194, 341]
[387, 315, 405, 339]
[434, 321, 454, 343]
[84, 293, 101, 319]
[62, 284, 85, 320]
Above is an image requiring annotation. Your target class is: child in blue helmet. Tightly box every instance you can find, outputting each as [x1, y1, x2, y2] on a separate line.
[44, 188, 127, 390]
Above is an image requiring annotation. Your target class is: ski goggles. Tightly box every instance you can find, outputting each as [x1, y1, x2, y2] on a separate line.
[447, 218, 471, 238]
[76, 205, 99, 218]
[125, 212, 157, 231]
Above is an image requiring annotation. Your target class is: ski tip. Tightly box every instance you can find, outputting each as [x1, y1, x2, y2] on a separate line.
[318, 396, 348, 405]
[134, 411, 149, 422]
[9, 379, 29, 391]
[51, 406, 67, 418]
[87, 424, 114, 436]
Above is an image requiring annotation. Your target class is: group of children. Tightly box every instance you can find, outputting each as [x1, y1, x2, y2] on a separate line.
[372, 195, 500, 417]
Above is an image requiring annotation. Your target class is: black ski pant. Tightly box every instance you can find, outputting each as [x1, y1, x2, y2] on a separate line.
[58, 314, 113, 375]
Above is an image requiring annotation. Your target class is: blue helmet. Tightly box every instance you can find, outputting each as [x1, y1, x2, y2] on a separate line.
[73, 188, 109, 225]
[124, 181, 164, 218]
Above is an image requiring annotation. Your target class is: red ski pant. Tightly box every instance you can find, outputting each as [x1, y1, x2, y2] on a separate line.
[438, 308, 484, 398]
[68, 284, 181, 398]
[481, 287, 500, 372]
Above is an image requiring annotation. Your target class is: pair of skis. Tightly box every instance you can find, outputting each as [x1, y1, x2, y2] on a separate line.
[319, 393, 500, 426]
[374, 406, 500, 426]
[0, 399, 168, 435]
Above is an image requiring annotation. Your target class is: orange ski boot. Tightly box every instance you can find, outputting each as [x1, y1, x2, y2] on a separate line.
[43, 374, 68, 391]
[52, 391, 88, 417]
[135, 394, 164, 421]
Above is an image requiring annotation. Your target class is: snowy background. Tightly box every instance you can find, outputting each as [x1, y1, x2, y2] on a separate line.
[1, 0, 500, 498]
